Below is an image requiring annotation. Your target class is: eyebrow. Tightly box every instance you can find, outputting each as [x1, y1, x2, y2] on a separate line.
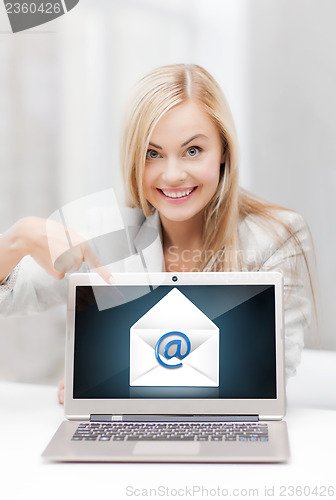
[148, 142, 163, 150]
[148, 134, 207, 151]
[181, 134, 207, 147]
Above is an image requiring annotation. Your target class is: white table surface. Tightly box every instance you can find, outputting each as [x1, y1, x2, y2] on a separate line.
[1, 349, 336, 500]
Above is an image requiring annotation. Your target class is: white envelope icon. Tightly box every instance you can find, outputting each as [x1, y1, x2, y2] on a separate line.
[129, 288, 219, 387]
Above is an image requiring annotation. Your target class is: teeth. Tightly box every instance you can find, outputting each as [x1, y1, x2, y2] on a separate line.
[161, 188, 194, 198]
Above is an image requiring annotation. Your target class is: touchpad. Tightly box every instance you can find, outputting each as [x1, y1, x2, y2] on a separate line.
[133, 442, 200, 455]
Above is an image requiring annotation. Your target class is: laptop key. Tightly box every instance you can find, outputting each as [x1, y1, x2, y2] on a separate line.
[71, 422, 269, 443]
[127, 436, 154, 440]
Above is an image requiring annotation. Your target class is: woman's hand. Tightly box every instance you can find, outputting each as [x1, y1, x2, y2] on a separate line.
[58, 378, 64, 405]
[16, 216, 71, 280]
[0, 216, 111, 283]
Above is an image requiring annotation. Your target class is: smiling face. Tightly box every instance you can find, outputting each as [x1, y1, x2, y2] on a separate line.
[143, 100, 224, 225]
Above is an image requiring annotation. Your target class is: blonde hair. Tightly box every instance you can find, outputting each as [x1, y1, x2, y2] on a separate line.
[121, 64, 313, 276]
[121, 64, 241, 269]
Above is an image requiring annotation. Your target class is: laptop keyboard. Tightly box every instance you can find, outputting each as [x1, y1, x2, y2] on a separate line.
[71, 422, 269, 442]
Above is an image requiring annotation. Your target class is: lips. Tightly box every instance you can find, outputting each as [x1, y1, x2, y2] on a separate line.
[158, 187, 197, 200]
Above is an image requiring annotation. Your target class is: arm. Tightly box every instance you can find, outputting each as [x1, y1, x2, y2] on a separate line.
[0, 216, 111, 315]
[258, 212, 317, 378]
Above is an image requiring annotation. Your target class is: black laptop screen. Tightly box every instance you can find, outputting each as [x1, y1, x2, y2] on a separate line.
[73, 284, 277, 399]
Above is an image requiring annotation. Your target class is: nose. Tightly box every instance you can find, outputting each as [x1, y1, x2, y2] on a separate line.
[161, 158, 187, 185]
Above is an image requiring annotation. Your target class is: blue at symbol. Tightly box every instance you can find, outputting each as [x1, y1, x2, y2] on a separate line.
[155, 332, 191, 368]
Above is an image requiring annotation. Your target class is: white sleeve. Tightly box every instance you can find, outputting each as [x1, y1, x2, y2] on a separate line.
[258, 212, 317, 379]
[0, 256, 68, 316]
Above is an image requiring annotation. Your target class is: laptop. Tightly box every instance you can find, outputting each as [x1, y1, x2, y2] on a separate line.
[42, 271, 290, 462]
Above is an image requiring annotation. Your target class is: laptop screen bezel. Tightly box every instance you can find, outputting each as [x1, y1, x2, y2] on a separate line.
[64, 272, 285, 420]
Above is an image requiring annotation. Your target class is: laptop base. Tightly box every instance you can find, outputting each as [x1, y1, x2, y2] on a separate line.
[42, 420, 290, 463]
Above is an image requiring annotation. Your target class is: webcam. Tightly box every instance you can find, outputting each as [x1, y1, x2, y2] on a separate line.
[172, 276, 178, 282]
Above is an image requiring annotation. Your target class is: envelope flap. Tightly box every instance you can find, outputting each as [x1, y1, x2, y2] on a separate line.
[132, 288, 217, 329]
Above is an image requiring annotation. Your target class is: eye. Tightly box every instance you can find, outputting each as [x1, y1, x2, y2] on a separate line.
[185, 146, 201, 158]
[146, 149, 161, 160]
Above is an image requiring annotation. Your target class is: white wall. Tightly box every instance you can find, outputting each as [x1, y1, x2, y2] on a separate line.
[245, 0, 336, 348]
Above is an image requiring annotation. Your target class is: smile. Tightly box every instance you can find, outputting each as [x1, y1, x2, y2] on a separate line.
[158, 187, 197, 199]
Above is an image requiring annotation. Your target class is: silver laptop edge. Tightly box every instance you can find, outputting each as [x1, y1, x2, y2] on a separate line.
[64, 271, 285, 421]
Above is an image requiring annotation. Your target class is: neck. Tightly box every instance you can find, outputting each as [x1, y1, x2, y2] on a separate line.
[160, 212, 204, 252]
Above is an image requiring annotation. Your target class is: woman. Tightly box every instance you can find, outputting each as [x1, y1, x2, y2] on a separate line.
[0, 64, 316, 399]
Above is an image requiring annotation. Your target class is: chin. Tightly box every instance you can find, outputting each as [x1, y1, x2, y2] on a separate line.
[157, 206, 204, 223]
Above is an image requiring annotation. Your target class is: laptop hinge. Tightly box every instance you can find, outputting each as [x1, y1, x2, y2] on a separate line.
[90, 414, 259, 423]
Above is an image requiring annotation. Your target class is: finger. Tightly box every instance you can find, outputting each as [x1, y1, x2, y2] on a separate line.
[54, 247, 83, 273]
[58, 388, 64, 405]
[58, 379, 64, 405]
[81, 243, 113, 284]
[95, 265, 114, 284]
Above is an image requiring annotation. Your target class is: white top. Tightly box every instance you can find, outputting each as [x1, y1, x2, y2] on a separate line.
[0, 207, 316, 379]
